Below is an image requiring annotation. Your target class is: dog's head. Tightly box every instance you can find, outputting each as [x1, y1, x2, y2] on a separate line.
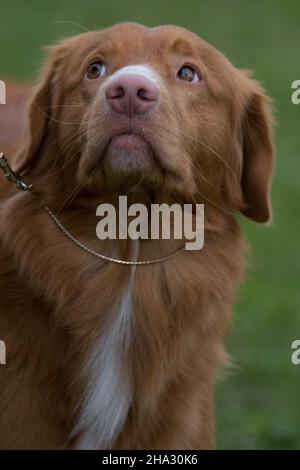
[17, 22, 274, 222]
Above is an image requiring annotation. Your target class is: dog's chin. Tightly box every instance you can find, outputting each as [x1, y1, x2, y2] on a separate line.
[104, 133, 154, 175]
[80, 132, 188, 194]
[79, 133, 163, 192]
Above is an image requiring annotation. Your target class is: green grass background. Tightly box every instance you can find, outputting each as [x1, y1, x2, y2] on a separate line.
[0, 0, 299, 449]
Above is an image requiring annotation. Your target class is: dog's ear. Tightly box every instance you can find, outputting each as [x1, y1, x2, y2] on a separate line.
[15, 46, 62, 175]
[226, 74, 275, 223]
[240, 77, 274, 223]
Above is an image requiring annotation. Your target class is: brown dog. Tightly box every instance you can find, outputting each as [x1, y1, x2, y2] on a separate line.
[0, 23, 274, 449]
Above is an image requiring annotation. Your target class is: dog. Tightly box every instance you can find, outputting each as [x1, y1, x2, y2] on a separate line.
[0, 22, 274, 449]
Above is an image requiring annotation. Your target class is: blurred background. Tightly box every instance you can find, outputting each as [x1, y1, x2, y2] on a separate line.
[0, 0, 299, 449]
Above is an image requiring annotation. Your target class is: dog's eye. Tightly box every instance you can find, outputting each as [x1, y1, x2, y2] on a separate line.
[86, 62, 106, 80]
[177, 66, 200, 83]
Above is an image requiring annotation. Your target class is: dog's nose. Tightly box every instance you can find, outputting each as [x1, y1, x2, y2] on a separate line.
[105, 74, 159, 116]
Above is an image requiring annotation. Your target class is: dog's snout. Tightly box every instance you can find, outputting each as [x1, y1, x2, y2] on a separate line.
[106, 74, 159, 116]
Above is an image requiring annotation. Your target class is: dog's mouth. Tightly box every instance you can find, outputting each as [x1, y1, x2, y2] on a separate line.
[109, 132, 149, 152]
[105, 130, 152, 171]
[86, 126, 180, 182]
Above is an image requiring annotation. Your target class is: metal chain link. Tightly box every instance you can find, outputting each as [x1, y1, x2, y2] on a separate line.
[44, 206, 185, 266]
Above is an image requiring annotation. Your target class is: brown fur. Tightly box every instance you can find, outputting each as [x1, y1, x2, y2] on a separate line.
[0, 23, 274, 449]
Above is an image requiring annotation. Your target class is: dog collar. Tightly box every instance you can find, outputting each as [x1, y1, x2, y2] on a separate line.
[45, 205, 185, 266]
[0, 152, 185, 266]
[0, 153, 33, 192]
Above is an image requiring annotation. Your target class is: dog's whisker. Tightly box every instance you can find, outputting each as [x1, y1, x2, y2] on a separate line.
[156, 125, 223, 191]
[52, 20, 91, 33]
[33, 102, 92, 126]
[165, 123, 240, 184]
[38, 133, 88, 183]
[36, 117, 107, 184]
[55, 179, 88, 216]
[43, 105, 91, 109]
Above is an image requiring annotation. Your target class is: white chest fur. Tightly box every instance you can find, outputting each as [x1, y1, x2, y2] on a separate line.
[73, 277, 135, 450]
